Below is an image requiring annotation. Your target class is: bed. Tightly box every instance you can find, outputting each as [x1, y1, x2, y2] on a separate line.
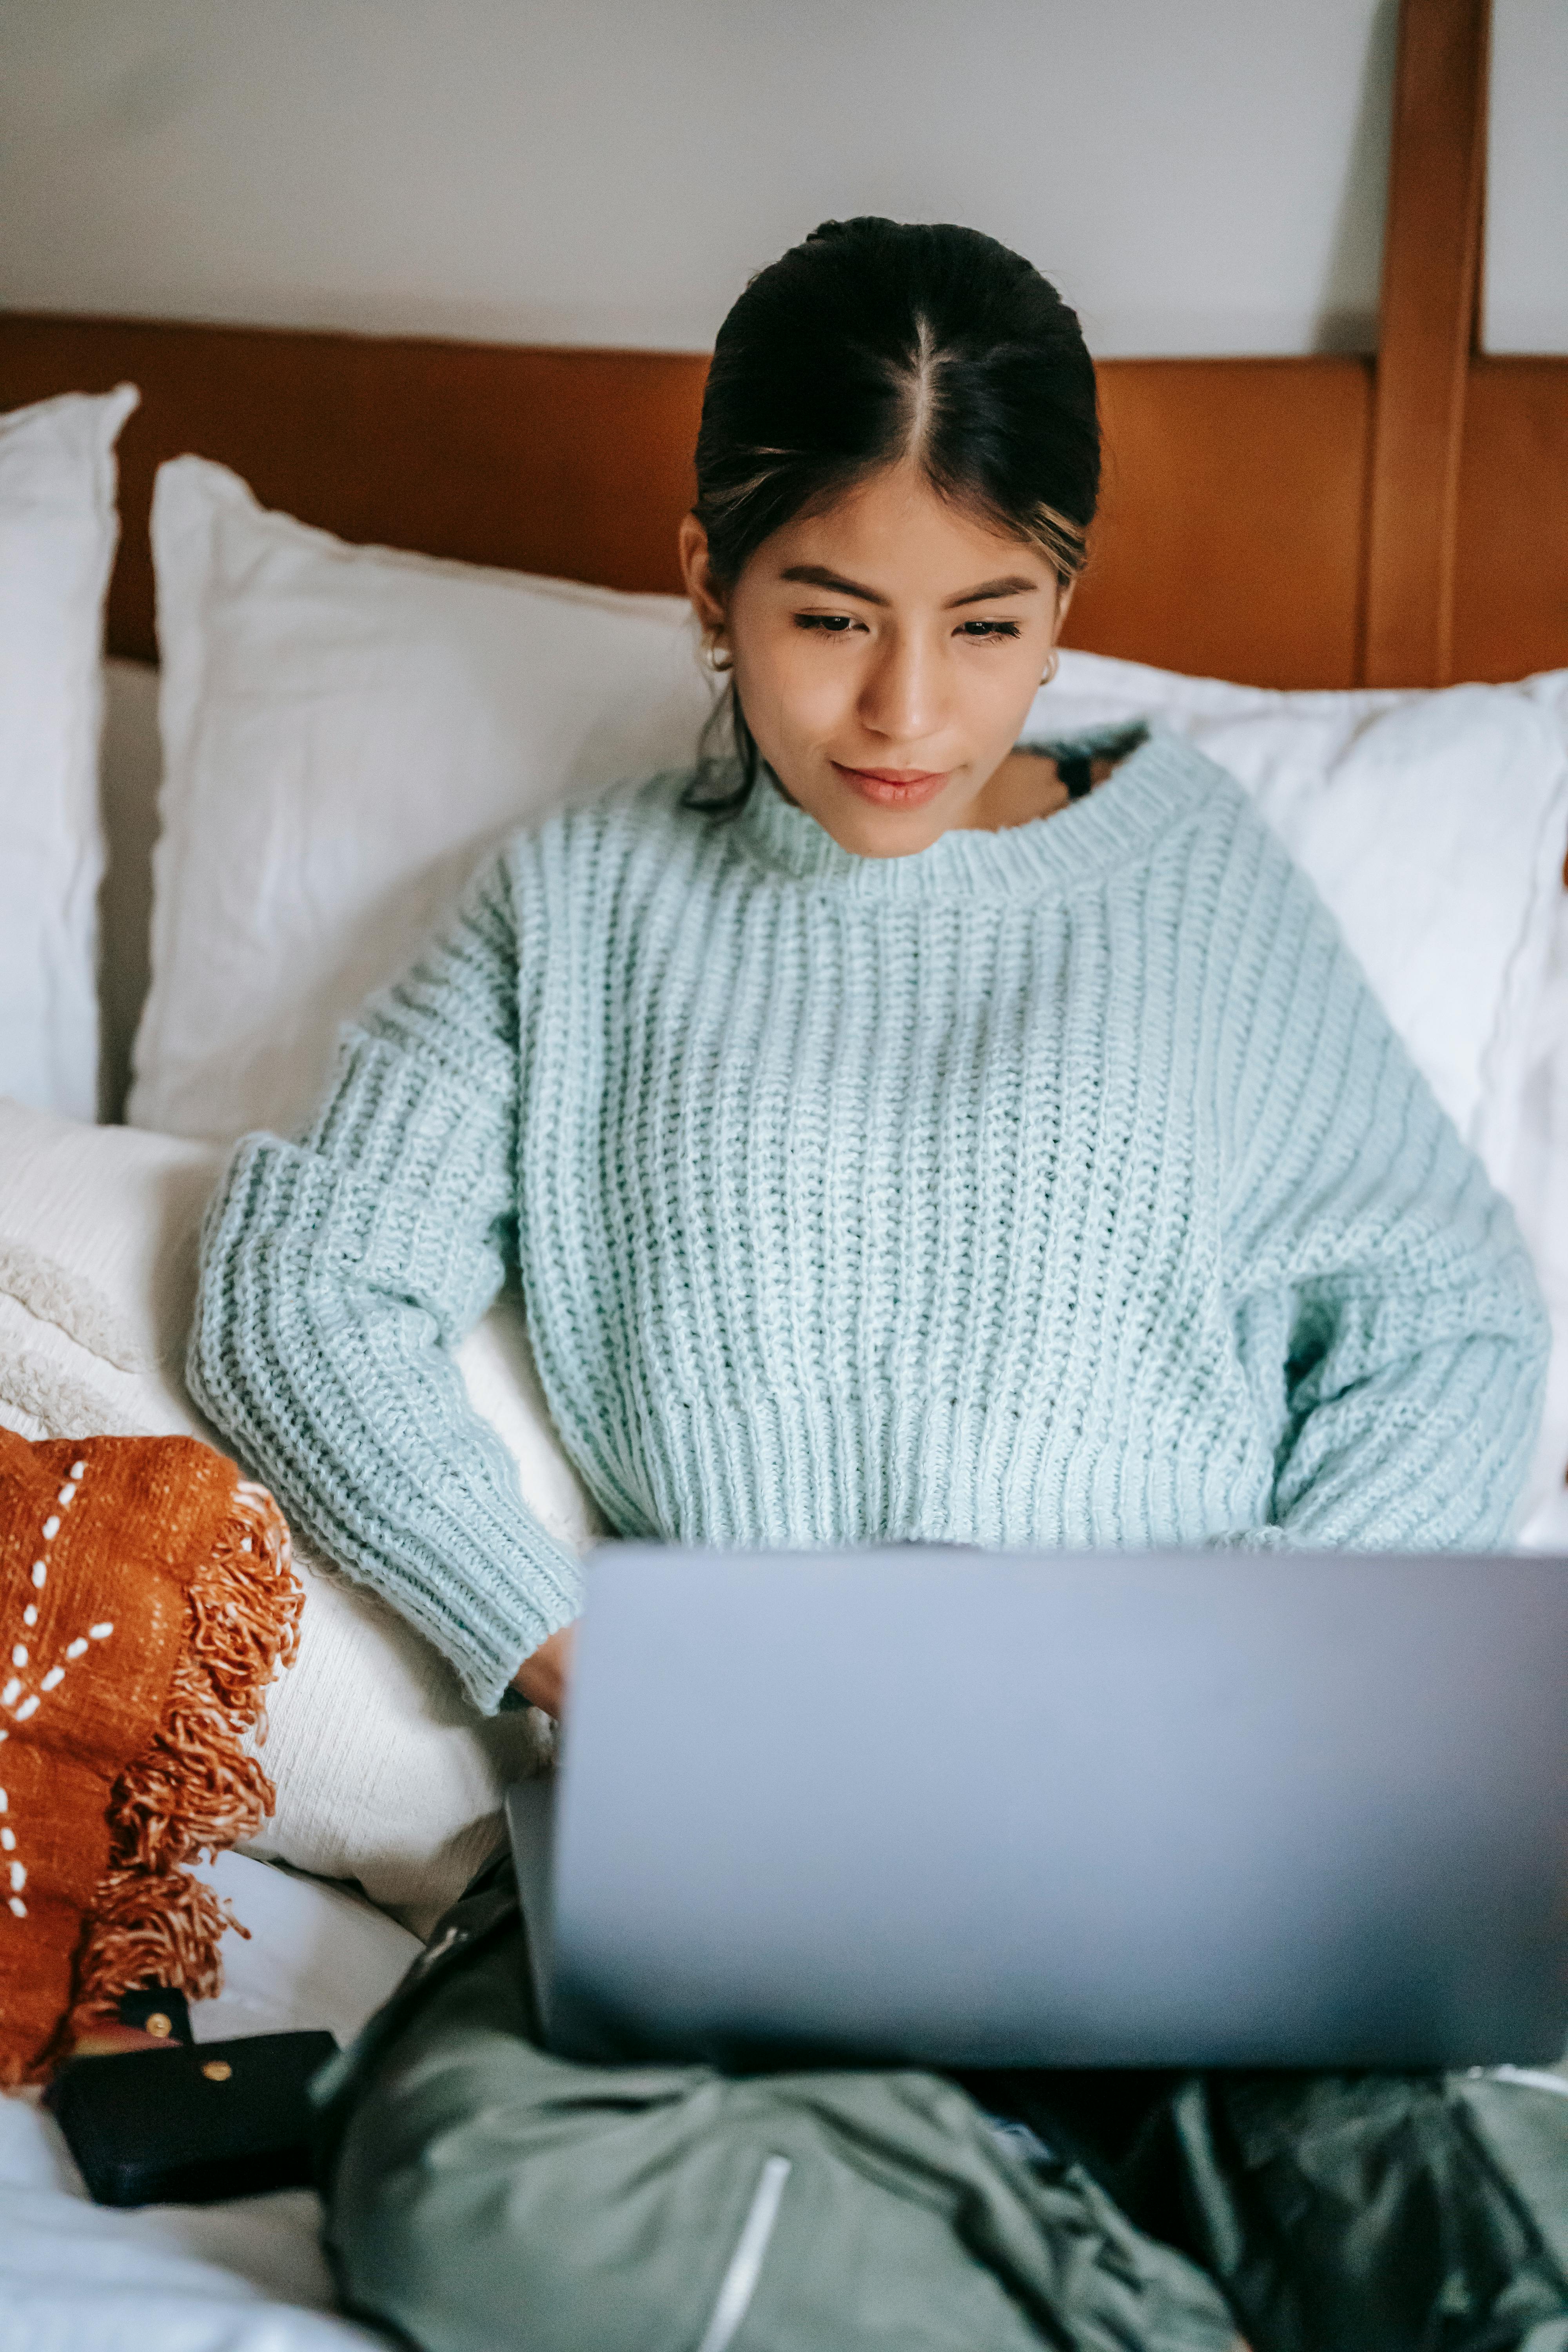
[0, 1, 1564, 2346]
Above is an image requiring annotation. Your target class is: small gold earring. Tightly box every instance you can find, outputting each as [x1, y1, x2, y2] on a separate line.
[704, 633, 733, 675]
[1041, 650, 1060, 687]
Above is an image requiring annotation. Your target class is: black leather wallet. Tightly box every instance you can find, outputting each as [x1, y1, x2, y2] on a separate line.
[46, 2030, 338, 2207]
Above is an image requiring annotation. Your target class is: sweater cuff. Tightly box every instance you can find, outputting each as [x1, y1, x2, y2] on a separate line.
[459, 1550, 582, 1717]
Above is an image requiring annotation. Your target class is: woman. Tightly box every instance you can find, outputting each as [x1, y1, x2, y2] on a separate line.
[191, 222, 1557, 2348]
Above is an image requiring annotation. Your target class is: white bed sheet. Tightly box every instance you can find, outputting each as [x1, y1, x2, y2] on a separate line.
[0, 1851, 421, 2352]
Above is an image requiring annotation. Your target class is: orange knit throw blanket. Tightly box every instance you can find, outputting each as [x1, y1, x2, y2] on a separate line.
[0, 1430, 303, 2086]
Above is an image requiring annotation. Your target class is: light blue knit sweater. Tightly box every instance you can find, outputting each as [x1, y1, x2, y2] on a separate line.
[189, 729, 1549, 1713]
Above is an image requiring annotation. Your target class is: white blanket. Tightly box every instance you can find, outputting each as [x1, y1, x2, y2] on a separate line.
[0, 1851, 421, 2351]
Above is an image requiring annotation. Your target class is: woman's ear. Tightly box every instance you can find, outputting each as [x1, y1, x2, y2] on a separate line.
[679, 514, 727, 636]
[1053, 574, 1077, 637]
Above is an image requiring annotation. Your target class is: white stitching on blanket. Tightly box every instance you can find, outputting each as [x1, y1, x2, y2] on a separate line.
[2, 1460, 108, 1924]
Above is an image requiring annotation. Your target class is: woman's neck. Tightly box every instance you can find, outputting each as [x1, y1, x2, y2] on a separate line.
[955, 746, 1125, 834]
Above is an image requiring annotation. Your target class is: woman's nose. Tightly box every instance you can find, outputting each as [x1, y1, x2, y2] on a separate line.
[857, 633, 944, 746]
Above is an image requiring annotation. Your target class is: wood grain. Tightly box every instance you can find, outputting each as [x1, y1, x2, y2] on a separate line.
[1074, 358, 1374, 690]
[1362, 0, 1490, 687]
[1453, 359, 1568, 685]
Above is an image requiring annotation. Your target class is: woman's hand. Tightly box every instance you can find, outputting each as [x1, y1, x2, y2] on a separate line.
[512, 1621, 575, 1719]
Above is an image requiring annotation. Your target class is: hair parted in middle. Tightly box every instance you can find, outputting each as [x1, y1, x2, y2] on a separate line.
[685, 216, 1101, 813]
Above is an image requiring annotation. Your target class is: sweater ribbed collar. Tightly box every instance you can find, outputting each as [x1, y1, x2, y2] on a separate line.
[726, 725, 1205, 902]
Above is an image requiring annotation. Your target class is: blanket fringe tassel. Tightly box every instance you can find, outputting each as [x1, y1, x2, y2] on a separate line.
[44, 1478, 304, 2073]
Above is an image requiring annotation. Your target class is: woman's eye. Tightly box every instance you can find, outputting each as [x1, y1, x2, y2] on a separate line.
[791, 613, 1021, 640]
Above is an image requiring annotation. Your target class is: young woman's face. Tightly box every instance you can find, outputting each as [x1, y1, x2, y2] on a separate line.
[680, 463, 1071, 857]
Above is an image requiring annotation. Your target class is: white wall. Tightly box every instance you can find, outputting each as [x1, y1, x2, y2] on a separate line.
[1, 0, 1396, 356]
[1486, 0, 1568, 355]
[0, 0, 1559, 358]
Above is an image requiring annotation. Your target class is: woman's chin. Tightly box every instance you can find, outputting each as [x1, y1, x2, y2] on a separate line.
[819, 798, 954, 859]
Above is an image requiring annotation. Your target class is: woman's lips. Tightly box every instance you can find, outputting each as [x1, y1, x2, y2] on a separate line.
[831, 761, 951, 809]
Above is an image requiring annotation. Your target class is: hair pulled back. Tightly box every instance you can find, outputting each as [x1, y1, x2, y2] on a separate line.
[687, 216, 1100, 812]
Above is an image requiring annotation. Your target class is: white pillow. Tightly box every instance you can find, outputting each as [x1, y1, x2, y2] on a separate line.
[0, 1097, 600, 1929]
[130, 455, 713, 1141]
[1506, 848, 1568, 1550]
[0, 385, 139, 1122]
[1501, 668, 1568, 1546]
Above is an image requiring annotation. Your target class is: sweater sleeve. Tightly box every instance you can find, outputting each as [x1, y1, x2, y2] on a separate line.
[1220, 835, 1550, 1552]
[188, 848, 583, 1715]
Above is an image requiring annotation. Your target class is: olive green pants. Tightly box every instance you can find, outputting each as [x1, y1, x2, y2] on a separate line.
[312, 1858, 1568, 2352]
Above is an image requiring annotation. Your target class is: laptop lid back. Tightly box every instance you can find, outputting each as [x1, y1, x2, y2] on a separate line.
[547, 1547, 1568, 2071]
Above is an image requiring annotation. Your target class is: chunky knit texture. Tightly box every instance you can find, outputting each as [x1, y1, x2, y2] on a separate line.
[189, 730, 1550, 1713]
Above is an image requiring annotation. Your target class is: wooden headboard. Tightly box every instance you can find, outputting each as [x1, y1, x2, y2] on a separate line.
[0, 0, 1563, 696]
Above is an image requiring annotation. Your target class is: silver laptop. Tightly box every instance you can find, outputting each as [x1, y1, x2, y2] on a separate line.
[507, 1544, 1568, 2071]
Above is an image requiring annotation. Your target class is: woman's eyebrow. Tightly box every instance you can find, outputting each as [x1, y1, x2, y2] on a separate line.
[946, 575, 1039, 606]
[780, 563, 888, 604]
[779, 563, 1039, 608]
